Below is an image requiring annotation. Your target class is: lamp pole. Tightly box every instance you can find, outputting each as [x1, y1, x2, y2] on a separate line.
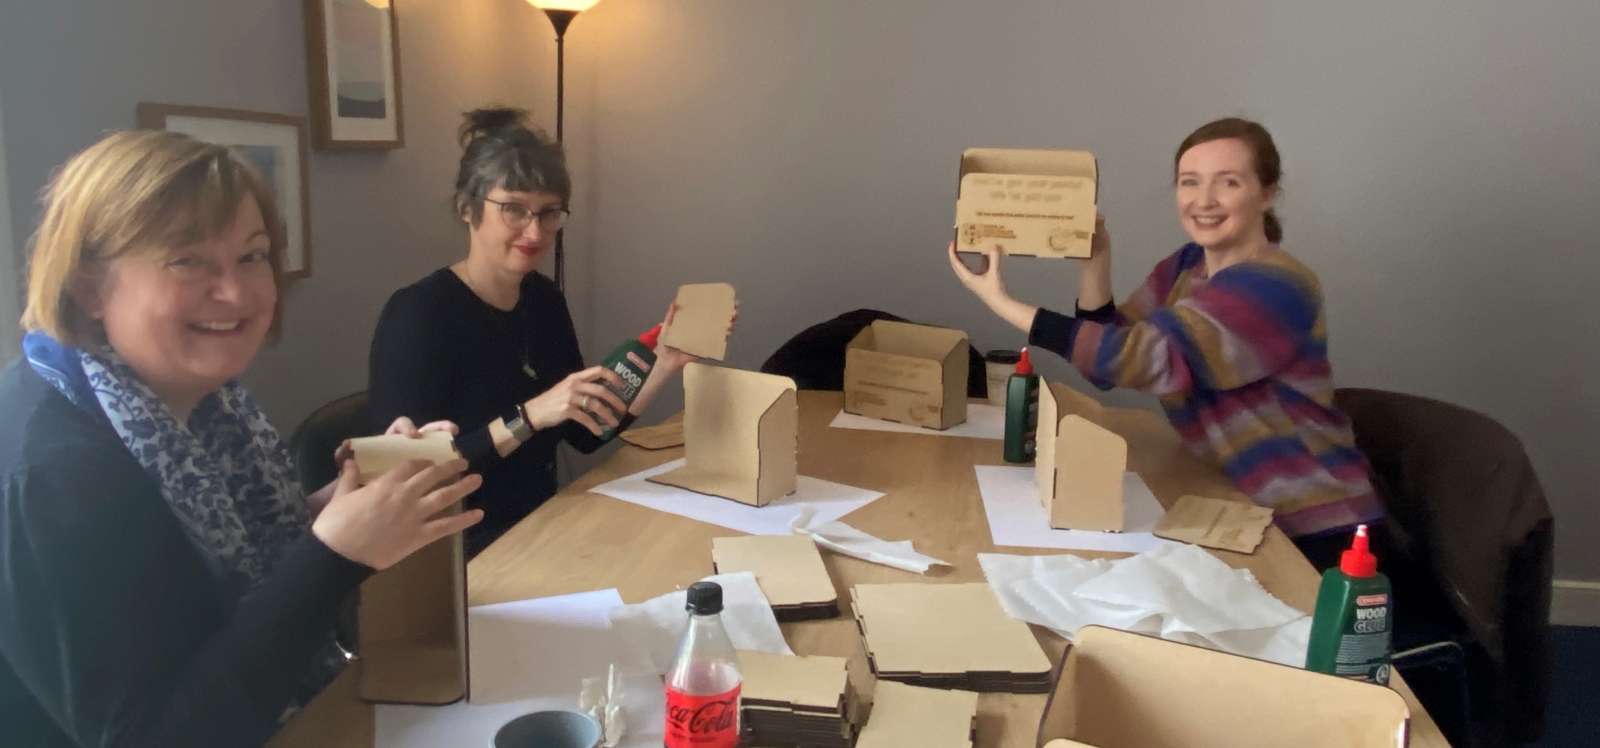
[542, 8, 577, 292]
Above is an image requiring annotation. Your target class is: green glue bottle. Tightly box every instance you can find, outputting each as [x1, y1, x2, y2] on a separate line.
[593, 324, 661, 440]
[1003, 348, 1041, 464]
[1305, 524, 1393, 685]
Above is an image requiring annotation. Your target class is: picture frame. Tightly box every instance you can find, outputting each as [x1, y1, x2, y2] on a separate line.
[137, 103, 314, 280]
[304, 0, 405, 150]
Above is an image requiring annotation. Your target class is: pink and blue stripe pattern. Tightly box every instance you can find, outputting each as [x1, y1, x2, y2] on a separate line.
[1029, 243, 1383, 538]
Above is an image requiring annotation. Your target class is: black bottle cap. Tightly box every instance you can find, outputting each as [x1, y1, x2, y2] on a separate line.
[686, 581, 724, 615]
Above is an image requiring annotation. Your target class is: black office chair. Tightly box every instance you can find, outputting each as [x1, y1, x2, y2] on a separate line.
[287, 391, 374, 491]
[760, 308, 989, 398]
[1337, 388, 1556, 748]
[287, 391, 375, 659]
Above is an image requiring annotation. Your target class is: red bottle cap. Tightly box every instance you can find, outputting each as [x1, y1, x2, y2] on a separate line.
[1339, 524, 1379, 578]
[639, 324, 663, 349]
[1015, 348, 1034, 376]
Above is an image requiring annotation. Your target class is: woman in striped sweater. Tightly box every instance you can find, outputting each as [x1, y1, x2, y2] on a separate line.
[949, 118, 1383, 551]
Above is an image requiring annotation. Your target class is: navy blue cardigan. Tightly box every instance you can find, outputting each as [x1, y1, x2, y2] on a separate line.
[0, 360, 372, 748]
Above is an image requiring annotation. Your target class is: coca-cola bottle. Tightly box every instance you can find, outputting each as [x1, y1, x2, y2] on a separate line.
[663, 581, 742, 748]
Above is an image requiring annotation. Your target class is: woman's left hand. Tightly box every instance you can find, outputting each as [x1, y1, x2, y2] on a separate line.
[948, 241, 1011, 306]
[310, 417, 460, 516]
[655, 300, 740, 373]
[947, 241, 1040, 333]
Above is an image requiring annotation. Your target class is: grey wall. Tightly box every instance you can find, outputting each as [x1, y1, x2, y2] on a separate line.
[0, 85, 18, 359]
[0, 0, 561, 424]
[564, 0, 1600, 580]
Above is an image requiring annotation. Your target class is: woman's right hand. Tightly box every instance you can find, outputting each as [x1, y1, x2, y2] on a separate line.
[312, 458, 484, 570]
[522, 366, 630, 436]
[1078, 213, 1114, 310]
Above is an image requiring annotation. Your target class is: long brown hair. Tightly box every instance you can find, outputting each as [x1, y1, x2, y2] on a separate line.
[1174, 118, 1284, 243]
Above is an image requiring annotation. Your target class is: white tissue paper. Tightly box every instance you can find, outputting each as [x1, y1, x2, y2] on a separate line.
[978, 544, 1312, 667]
[789, 506, 951, 574]
[579, 664, 629, 748]
[607, 571, 794, 675]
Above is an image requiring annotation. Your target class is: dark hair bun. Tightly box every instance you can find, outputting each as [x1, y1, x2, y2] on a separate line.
[458, 107, 531, 148]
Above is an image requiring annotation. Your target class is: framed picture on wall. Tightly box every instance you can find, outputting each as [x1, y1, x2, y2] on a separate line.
[304, 0, 405, 150]
[136, 103, 314, 280]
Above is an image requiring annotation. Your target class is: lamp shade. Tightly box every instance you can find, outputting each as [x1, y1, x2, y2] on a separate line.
[526, 0, 601, 10]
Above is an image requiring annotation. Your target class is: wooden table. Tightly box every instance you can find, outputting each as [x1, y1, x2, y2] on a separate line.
[272, 391, 1448, 748]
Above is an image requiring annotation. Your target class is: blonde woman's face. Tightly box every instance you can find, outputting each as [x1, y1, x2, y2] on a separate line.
[89, 196, 277, 406]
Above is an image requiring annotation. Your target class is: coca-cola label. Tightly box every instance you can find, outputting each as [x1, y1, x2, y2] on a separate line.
[664, 683, 740, 748]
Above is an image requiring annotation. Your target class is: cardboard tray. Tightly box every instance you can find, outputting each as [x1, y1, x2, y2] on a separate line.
[850, 583, 1052, 694]
[739, 651, 858, 748]
[1037, 626, 1410, 748]
[712, 535, 840, 622]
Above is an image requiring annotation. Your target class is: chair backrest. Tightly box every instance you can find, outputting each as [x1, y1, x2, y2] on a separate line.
[287, 391, 374, 491]
[760, 309, 989, 397]
[1335, 387, 1554, 743]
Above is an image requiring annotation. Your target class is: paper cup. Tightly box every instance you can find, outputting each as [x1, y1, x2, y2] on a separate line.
[984, 350, 1022, 406]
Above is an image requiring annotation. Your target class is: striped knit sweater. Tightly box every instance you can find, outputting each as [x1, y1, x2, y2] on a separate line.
[1028, 242, 1383, 538]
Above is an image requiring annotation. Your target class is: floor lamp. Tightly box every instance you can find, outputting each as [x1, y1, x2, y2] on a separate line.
[527, 0, 601, 292]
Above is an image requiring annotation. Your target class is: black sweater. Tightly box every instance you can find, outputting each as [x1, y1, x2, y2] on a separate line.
[0, 360, 372, 748]
[368, 269, 626, 557]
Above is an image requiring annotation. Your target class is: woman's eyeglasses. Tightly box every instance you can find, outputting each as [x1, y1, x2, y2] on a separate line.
[483, 197, 569, 231]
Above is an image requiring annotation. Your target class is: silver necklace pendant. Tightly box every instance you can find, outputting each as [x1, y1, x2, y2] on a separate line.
[522, 362, 538, 380]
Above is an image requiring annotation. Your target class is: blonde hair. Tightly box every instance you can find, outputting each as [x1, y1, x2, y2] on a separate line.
[22, 130, 287, 346]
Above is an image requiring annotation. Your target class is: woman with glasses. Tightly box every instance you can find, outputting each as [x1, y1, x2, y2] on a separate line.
[369, 108, 709, 557]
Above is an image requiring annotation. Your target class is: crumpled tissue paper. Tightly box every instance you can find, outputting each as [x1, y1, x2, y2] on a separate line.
[978, 543, 1311, 667]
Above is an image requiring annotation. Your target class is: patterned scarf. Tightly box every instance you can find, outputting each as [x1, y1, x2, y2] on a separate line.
[23, 331, 345, 717]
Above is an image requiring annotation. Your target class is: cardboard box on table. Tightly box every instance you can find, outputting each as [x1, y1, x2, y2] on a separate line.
[851, 582, 1053, 693]
[619, 420, 685, 450]
[1036, 381, 1128, 532]
[843, 320, 969, 430]
[348, 432, 469, 705]
[1037, 626, 1410, 748]
[648, 363, 798, 506]
[711, 534, 839, 621]
[658, 282, 737, 361]
[857, 680, 978, 748]
[1152, 494, 1275, 553]
[955, 148, 1099, 259]
[739, 650, 859, 748]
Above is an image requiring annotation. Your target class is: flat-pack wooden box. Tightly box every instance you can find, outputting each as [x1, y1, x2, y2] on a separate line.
[843, 320, 969, 430]
[956, 147, 1099, 259]
[1036, 381, 1127, 531]
[1038, 626, 1410, 748]
[649, 363, 798, 507]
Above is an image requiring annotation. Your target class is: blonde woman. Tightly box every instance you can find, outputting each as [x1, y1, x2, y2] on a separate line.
[0, 131, 482, 747]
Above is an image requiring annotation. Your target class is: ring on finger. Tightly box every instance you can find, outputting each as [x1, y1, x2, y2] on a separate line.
[581, 395, 591, 410]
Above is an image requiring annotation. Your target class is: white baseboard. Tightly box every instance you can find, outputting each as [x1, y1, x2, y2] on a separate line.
[1551, 580, 1600, 627]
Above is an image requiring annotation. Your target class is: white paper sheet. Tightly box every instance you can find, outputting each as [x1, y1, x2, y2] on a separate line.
[789, 507, 950, 574]
[978, 545, 1311, 667]
[607, 572, 794, 676]
[973, 465, 1176, 553]
[590, 459, 884, 535]
[375, 589, 667, 748]
[828, 404, 1005, 441]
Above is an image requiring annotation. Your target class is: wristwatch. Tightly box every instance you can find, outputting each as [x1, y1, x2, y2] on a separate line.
[503, 403, 535, 443]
